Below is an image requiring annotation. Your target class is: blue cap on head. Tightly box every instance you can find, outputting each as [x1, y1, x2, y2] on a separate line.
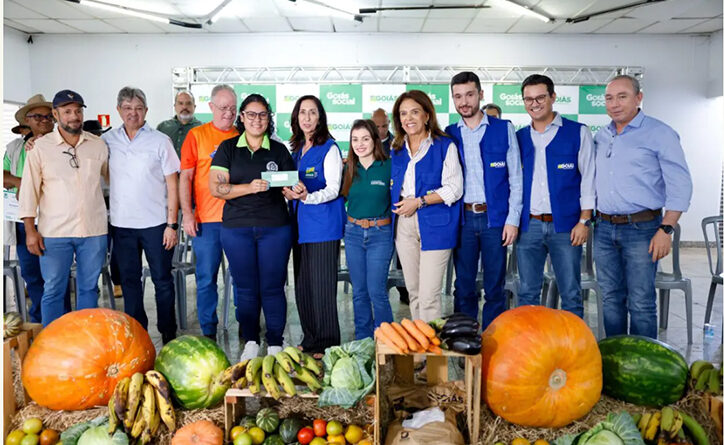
[52, 90, 86, 108]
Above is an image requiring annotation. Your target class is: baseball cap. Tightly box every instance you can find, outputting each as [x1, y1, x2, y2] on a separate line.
[52, 90, 86, 108]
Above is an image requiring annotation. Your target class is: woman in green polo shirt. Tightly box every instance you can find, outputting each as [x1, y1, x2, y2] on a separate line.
[341, 119, 394, 340]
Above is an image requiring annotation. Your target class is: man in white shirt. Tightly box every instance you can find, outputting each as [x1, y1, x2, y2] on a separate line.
[103, 87, 180, 344]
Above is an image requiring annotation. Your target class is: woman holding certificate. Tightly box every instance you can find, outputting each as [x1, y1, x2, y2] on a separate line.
[209, 93, 295, 361]
[283, 95, 345, 358]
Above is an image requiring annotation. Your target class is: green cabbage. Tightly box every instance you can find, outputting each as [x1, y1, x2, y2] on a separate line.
[77, 426, 129, 445]
[319, 338, 375, 408]
[553, 412, 644, 445]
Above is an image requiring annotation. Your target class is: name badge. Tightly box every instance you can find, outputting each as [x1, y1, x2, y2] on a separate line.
[261, 171, 299, 187]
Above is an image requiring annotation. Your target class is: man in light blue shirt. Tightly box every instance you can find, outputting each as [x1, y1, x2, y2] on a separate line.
[445, 72, 523, 329]
[516, 74, 595, 318]
[594, 75, 692, 339]
[104, 86, 181, 344]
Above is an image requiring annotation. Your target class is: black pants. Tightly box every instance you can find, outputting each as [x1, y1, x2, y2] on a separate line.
[292, 240, 340, 353]
[112, 224, 177, 338]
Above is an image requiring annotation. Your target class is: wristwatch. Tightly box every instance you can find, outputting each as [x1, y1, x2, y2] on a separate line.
[579, 218, 592, 227]
[658, 224, 674, 235]
[167, 223, 179, 230]
[419, 196, 428, 208]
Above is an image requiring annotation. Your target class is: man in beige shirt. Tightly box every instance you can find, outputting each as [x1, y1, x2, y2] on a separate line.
[19, 90, 110, 326]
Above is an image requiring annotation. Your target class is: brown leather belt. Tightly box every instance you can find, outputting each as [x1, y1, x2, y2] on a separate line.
[347, 216, 391, 229]
[530, 214, 554, 222]
[598, 209, 662, 224]
[464, 203, 487, 213]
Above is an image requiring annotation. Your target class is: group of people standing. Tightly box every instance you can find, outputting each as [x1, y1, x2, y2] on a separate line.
[5, 69, 692, 361]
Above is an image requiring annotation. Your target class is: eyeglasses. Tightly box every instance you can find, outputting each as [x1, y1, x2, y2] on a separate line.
[26, 114, 54, 122]
[522, 94, 549, 106]
[242, 111, 270, 121]
[62, 146, 79, 169]
[211, 103, 236, 114]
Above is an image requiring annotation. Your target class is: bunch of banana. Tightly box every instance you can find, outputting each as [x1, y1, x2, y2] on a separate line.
[107, 370, 176, 443]
[225, 347, 323, 399]
[690, 360, 723, 395]
[633, 407, 709, 445]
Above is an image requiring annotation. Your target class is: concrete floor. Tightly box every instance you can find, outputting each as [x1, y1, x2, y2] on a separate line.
[9, 246, 721, 364]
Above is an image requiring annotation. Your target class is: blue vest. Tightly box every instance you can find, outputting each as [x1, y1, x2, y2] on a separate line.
[390, 136, 461, 251]
[292, 138, 346, 243]
[445, 116, 510, 228]
[517, 117, 583, 233]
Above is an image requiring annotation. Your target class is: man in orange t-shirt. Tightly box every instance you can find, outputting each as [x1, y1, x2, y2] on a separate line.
[179, 84, 238, 340]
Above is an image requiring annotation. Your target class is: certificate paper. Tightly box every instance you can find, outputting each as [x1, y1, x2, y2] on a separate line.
[261, 171, 299, 187]
[4, 190, 21, 222]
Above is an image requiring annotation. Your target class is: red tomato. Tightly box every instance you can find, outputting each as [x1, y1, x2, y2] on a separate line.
[313, 419, 327, 437]
[297, 427, 314, 445]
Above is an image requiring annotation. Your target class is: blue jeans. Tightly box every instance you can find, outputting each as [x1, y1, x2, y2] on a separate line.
[220, 225, 292, 346]
[344, 222, 394, 340]
[192, 222, 224, 336]
[594, 217, 661, 338]
[453, 211, 507, 329]
[38, 235, 107, 326]
[112, 224, 176, 337]
[517, 218, 583, 317]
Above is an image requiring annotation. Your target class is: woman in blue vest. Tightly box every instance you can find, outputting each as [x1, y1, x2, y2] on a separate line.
[341, 119, 394, 340]
[390, 90, 463, 322]
[283, 95, 345, 357]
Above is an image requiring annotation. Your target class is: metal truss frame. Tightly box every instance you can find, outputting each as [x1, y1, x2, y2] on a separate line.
[173, 65, 644, 91]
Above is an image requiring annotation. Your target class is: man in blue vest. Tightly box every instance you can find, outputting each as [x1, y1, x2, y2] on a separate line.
[515, 74, 595, 317]
[445, 72, 523, 329]
[594, 75, 692, 338]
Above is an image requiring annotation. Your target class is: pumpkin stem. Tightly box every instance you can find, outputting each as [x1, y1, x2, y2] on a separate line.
[548, 368, 567, 390]
[106, 364, 119, 378]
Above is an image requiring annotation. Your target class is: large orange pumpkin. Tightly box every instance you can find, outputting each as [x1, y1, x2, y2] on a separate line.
[171, 420, 223, 445]
[21, 308, 155, 410]
[481, 306, 602, 427]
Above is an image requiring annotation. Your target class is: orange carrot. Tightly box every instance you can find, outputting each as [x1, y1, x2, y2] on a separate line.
[427, 344, 443, 354]
[380, 322, 409, 352]
[414, 319, 436, 339]
[391, 322, 422, 352]
[375, 328, 404, 354]
[431, 336, 441, 346]
[401, 319, 430, 350]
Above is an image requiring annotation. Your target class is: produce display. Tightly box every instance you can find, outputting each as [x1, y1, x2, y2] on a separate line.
[155, 335, 231, 409]
[104, 370, 176, 443]
[429, 312, 483, 355]
[5, 417, 59, 445]
[374, 319, 443, 354]
[598, 335, 688, 407]
[218, 346, 323, 398]
[171, 420, 223, 445]
[59, 416, 129, 445]
[631, 406, 710, 445]
[230, 408, 372, 445]
[3, 311, 23, 338]
[481, 306, 603, 428]
[689, 360, 723, 395]
[21, 308, 156, 410]
[319, 338, 376, 408]
[552, 411, 643, 445]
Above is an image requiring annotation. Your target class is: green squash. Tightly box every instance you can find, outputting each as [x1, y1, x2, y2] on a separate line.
[262, 435, 285, 445]
[279, 418, 305, 444]
[4, 312, 23, 338]
[598, 335, 688, 407]
[256, 408, 280, 433]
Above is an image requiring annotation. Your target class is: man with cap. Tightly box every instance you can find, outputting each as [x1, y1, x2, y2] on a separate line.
[3, 94, 71, 323]
[18, 90, 110, 326]
[157, 90, 202, 156]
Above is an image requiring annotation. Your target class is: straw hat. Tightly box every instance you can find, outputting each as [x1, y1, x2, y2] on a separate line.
[15, 94, 53, 125]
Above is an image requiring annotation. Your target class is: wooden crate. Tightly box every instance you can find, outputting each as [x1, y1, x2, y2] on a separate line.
[223, 387, 319, 442]
[3, 323, 42, 438]
[374, 342, 482, 445]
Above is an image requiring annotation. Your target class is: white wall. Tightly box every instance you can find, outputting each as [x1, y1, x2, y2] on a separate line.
[3, 27, 32, 103]
[4, 30, 722, 240]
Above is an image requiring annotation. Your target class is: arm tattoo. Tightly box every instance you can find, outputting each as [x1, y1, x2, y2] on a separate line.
[216, 173, 231, 195]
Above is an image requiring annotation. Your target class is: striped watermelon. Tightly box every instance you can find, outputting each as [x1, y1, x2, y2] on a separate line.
[155, 335, 230, 409]
[598, 335, 688, 407]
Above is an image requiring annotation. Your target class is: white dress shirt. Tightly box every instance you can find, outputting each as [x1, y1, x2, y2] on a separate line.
[400, 133, 463, 206]
[302, 143, 343, 205]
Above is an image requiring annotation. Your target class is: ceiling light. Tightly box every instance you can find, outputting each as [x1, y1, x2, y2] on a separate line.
[65, 0, 202, 28]
[207, 0, 235, 25]
[288, 0, 363, 23]
[490, 0, 553, 23]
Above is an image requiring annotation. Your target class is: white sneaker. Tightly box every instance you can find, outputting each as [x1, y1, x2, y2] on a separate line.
[239, 341, 260, 362]
[267, 345, 282, 356]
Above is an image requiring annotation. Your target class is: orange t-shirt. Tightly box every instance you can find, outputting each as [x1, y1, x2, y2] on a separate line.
[180, 122, 239, 223]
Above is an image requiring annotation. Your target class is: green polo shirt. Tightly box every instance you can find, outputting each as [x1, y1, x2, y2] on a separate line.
[156, 116, 202, 155]
[346, 159, 392, 220]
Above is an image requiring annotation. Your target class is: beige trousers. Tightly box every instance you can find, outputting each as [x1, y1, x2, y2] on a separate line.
[395, 213, 451, 322]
